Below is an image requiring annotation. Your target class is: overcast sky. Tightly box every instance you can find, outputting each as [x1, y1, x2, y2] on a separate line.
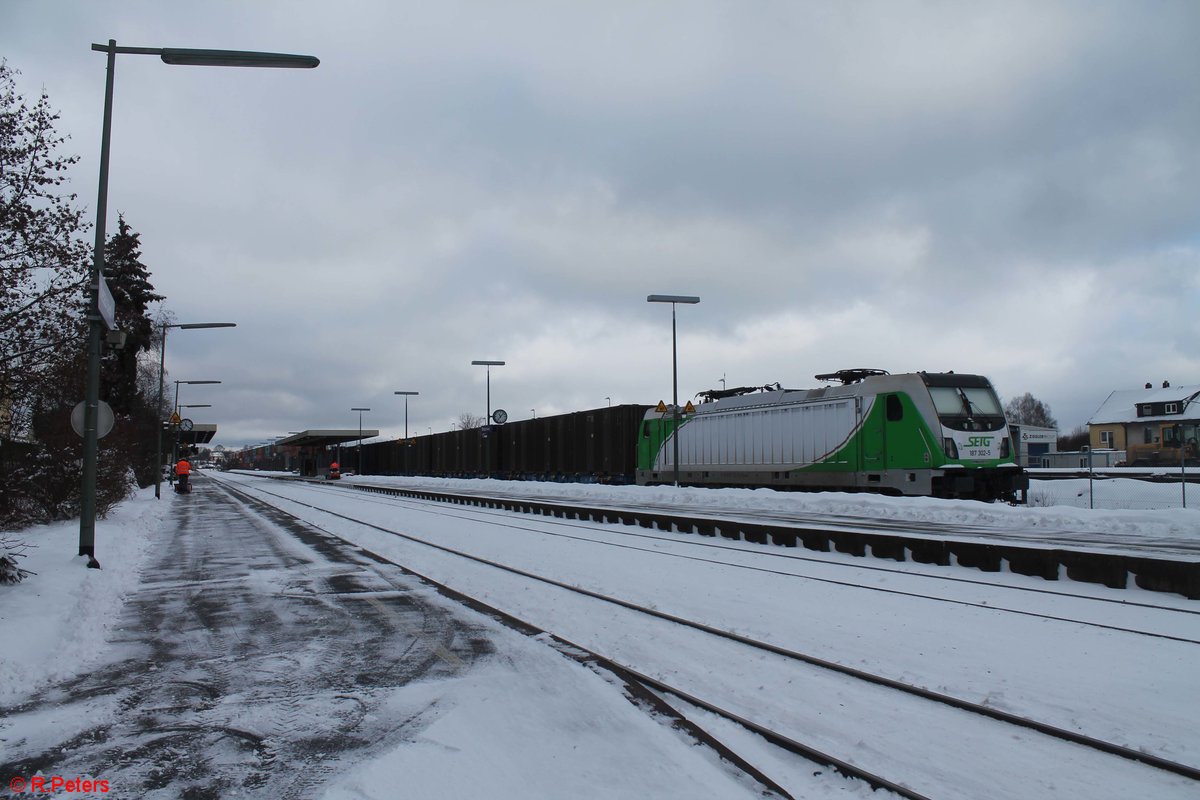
[6, 1, 1199, 448]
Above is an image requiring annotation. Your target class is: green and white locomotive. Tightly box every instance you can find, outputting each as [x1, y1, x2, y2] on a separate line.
[636, 369, 1027, 502]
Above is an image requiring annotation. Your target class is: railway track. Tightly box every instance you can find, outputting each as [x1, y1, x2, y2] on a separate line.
[310, 479, 1200, 644]
[213, 472, 1200, 799]
[337, 478, 1200, 555]
[336, 480, 1200, 598]
[214, 478, 938, 797]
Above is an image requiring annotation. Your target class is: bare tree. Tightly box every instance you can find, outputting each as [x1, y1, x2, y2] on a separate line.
[0, 61, 91, 433]
[455, 412, 485, 430]
[1, 63, 162, 527]
[1057, 425, 1089, 451]
[1004, 392, 1058, 429]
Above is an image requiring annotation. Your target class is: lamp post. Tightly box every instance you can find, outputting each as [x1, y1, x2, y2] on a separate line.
[647, 294, 700, 487]
[471, 360, 505, 479]
[171, 380, 220, 476]
[173, 380, 221, 415]
[1180, 397, 1198, 509]
[352, 407, 370, 475]
[394, 391, 419, 439]
[155, 322, 235, 499]
[394, 391, 419, 476]
[79, 41, 317, 567]
[470, 361, 505, 425]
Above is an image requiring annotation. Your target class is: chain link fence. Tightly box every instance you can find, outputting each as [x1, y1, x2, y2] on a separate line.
[1027, 469, 1199, 511]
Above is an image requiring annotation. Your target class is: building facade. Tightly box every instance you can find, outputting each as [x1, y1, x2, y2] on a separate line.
[1088, 381, 1200, 466]
[1009, 423, 1058, 467]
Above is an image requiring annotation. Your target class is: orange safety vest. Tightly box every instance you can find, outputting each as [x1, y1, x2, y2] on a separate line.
[175, 460, 191, 476]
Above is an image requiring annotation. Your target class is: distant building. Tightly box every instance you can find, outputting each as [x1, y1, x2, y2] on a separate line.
[1088, 381, 1200, 465]
[1009, 423, 1058, 467]
[1037, 449, 1125, 469]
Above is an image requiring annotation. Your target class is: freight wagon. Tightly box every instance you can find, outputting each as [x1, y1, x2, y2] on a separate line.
[354, 369, 1027, 502]
[356, 404, 650, 484]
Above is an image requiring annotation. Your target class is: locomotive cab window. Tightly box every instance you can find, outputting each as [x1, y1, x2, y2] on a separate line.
[927, 385, 1005, 432]
[886, 395, 903, 422]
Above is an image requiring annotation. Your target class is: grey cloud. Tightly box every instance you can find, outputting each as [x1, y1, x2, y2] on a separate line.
[5, 0, 1198, 445]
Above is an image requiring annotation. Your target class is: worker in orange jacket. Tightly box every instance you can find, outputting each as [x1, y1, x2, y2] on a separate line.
[174, 458, 191, 492]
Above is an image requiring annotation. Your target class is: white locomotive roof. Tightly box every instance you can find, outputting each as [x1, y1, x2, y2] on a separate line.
[695, 388, 793, 412]
[695, 372, 920, 413]
[690, 371, 1000, 415]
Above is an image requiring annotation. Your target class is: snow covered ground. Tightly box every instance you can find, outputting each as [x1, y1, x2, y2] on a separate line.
[2, 476, 1198, 798]
[342, 472, 1200, 555]
[0, 489, 169, 707]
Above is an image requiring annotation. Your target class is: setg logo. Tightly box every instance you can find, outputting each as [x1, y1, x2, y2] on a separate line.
[966, 436, 994, 448]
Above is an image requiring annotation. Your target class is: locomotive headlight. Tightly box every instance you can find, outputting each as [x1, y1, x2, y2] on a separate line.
[943, 437, 959, 459]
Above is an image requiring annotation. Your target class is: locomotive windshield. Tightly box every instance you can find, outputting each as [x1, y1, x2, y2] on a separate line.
[923, 376, 1006, 432]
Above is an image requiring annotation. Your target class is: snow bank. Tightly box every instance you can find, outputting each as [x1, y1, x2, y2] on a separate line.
[0, 487, 168, 705]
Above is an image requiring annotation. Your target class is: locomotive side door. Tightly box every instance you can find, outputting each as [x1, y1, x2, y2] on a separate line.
[860, 395, 886, 475]
[883, 394, 907, 470]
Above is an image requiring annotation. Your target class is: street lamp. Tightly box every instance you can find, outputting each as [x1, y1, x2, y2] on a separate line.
[394, 391, 419, 439]
[170, 380, 220, 477]
[647, 294, 700, 487]
[155, 322, 235, 499]
[471, 361, 505, 425]
[471, 360, 505, 480]
[173, 380, 221, 414]
[352, 407, 370, 475]
[79, 41, 317, 567]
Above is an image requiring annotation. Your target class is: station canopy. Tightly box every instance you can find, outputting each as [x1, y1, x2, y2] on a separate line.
[179, 423, 217, 445]
[275, 429, 380, 448]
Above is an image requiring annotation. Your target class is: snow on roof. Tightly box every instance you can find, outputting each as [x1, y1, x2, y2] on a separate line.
[1089, 384, 1200, 425]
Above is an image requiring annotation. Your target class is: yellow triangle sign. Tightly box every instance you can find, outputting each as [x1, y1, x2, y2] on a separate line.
[683, 401, 696, 413]
[655, 401, 668, 413]
[170, 412, 181, 425]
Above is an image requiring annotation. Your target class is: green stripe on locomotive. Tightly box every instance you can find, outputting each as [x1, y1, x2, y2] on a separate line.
[638, 390, 1012, 475]
[789, 390, 1009, 474]
[636, 412, 682, 470]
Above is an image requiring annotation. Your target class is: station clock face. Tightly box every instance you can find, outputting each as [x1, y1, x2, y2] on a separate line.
[179, 418, 194, 432]
[492, 409, 508, 424]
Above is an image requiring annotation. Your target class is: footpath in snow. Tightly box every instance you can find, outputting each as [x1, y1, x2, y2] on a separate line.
[0, 480, 782, 799]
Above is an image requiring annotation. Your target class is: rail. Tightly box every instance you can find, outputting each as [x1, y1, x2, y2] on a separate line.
[349, 483, 1200, 599]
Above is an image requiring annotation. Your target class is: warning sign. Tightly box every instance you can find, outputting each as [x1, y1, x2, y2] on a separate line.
[169, 412, 181, 425]
[655, 401, 668, 413]
[683, 401, 696, 413]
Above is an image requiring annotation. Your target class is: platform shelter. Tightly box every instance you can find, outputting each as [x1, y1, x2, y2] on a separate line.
[276, 429, 379, 477]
